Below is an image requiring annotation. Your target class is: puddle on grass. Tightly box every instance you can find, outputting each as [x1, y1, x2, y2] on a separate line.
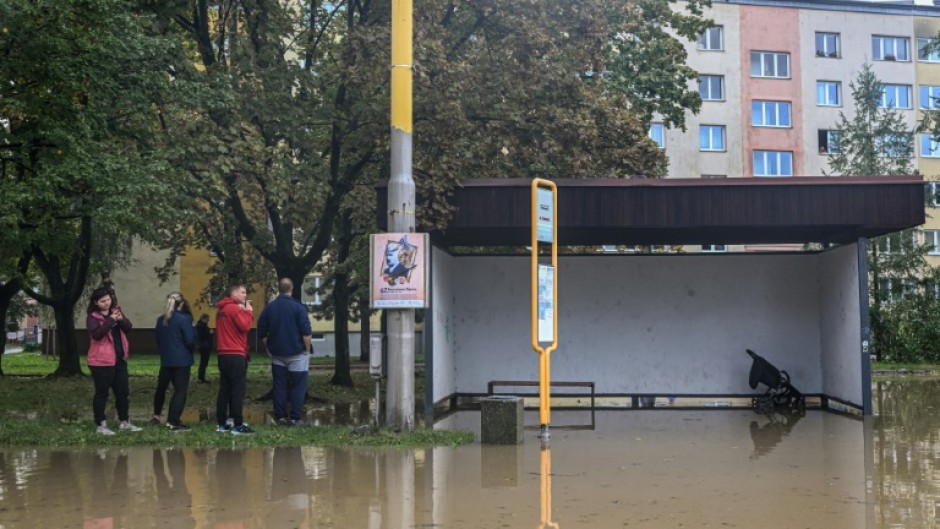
[1, 377, 940, 528]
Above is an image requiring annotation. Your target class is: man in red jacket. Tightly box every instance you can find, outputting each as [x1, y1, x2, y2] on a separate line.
[215, 284, 255, 434]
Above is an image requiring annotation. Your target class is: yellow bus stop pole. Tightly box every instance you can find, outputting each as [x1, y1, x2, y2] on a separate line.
[531, 178, 558, 440]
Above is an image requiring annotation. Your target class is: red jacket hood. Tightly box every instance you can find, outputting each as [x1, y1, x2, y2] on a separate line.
[217, 297, 240, 310]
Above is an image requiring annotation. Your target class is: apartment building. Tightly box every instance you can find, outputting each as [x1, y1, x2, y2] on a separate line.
[651, 0, 940, 255]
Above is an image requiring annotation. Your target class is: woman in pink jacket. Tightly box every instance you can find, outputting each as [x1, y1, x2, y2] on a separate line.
[86, 287, 142, 435]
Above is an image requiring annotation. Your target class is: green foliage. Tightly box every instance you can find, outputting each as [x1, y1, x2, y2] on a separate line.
[829, 65, 939, 361]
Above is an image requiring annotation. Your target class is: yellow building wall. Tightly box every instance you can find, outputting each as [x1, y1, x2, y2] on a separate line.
[916, 18, 940, 268]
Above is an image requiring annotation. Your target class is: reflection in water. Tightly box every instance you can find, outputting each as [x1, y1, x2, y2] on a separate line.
[4, 377, 940, 528]
[749, 408, 804, 460]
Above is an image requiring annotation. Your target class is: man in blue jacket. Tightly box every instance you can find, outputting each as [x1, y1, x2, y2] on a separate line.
[258, 278, 313, 426]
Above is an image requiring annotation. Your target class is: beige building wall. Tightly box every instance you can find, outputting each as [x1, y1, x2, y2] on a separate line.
[94, 239, 178, 329]
[665, 2, 743, 180]
[798, 11, 915, 176]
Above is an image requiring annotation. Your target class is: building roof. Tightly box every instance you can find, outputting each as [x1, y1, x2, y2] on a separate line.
[377, 176, 925, 247]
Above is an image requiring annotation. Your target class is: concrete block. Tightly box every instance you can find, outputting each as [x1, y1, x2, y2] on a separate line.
[481, 395, 523, 445]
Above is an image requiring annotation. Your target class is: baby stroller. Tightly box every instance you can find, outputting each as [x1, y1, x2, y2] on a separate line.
[746, 349, 805, 413]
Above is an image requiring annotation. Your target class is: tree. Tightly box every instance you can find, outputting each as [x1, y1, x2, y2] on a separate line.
[1, 0, 192, 375]
[827, 64, 936, 361]
[156, 0, 709, 383]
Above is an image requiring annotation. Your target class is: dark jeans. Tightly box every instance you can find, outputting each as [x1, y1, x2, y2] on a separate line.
[271, 354, 309, 421]
[153, 366, 191, 425]
[216, 354, 247, 426]
[90, 365, 130, 424]
[197, 347, 211, 381]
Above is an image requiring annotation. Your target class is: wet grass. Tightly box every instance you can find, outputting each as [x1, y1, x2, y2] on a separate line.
[872, 362, 940, 373]
[0, 352, 470, 448]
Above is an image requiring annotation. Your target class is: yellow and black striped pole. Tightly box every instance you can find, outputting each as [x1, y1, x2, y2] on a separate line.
[387, 0, 416, 431]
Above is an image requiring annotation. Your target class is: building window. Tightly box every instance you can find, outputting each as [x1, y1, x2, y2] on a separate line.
[815, 32, 840, 58]
[877, 230, 918, 255]
[927, 182, 940, 207]
[753, 151, 793, 177]
[921, 134, 940, 158]
[920, 85, 940, 110]
[699, 75, 725, 101]
[701, 244, 727, 253]
[697, 26, 724, 51]
[878, 278, 916, 303]
[878, 84, 912, 109]
[873, 36, 910, 61]
[818, 130, 841, 154]
[751, 101, 791, 127]
[918, 38, 940, 62]
[816, 81, 841, 106]
[925, 230, 940, 255]
[302, 275, 323, 306]
[699, 125, 726, 151]
[877, 133, 911, 158]
[750, 51, 790, 78]
[649, 123, 665, 149]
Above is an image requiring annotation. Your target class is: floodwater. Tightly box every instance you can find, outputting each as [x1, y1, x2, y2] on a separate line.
[0, 377, 939, 529]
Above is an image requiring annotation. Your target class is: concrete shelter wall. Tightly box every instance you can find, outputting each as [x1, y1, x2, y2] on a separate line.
[818, 244, 863, 406]
[450, 254, 828, 396]
[430, 246, 457, 405]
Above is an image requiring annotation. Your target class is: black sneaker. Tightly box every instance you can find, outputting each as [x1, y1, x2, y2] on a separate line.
[230, 424, 255, 435]
[167, 423, 191, 432]
[290, 420, 309, 428]
[276, 417, 291, 427]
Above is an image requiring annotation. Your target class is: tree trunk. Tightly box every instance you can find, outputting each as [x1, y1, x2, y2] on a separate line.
[330, 211, 354, 387]
[29, 217, 93, 378]
[359, 290, 370, 363]
[52, 304, 82, 377]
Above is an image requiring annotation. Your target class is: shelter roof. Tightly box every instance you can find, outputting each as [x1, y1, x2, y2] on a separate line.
[377, 176, 925, 247]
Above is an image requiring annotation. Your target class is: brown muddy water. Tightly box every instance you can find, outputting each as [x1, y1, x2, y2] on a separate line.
[0, 376, 938, 529]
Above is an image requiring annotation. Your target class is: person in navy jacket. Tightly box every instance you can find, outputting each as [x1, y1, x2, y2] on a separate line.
[258, 278, 312, 426]
[152, 292, 196, 431]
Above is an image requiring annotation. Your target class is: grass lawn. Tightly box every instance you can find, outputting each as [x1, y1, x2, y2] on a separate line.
[0, 352, 470, 449]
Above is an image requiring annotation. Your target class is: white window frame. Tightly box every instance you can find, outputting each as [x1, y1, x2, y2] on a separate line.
[925, 230, 940, 255]
[302, 275, 323, 306]
[918, 38, 940, 63]
[649, 123, 665, 149]
[877, 231, 918, 255]
[873, 36, 910, 62]
[922, 134, 940, 158]
[920, 85, 940, 110]
[699, 75, 725, 101]
[751, 100, 792, 128]
[879, 84, 912, 109]
[816, 81, 841, 106]
[750, 51, 790, 79]
[815, 32, 840, 58]
[753, 150, 793, 177]
[818, 129, 841, 154]
[699, 125, 726, 152]
[927, 181, 940, 208]
[877, 133, 911, 158]
[697, 26, 724, 51]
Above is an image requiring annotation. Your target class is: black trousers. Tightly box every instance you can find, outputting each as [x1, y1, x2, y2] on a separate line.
[90, 364, 130, 424]
[197, 347, 211, 381]
[216, 355, 247, 426]
[153, 366, 191, 425]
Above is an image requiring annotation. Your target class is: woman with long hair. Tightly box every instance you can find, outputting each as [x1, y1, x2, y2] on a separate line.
[86, 287, 142, 435]
[152, 292, 196, 431]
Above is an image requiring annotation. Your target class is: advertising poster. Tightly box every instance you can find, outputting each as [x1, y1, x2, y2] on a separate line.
[536, 187, 554, 243]
[370, 233, 429, 308]
[537, 264, 554, 343]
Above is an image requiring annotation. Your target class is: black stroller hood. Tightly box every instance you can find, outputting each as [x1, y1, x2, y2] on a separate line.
[747, 349, 784, 390]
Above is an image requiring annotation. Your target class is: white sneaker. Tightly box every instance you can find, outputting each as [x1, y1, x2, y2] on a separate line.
[119, 420, 142, 432]
[97, 421, 115, 436]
